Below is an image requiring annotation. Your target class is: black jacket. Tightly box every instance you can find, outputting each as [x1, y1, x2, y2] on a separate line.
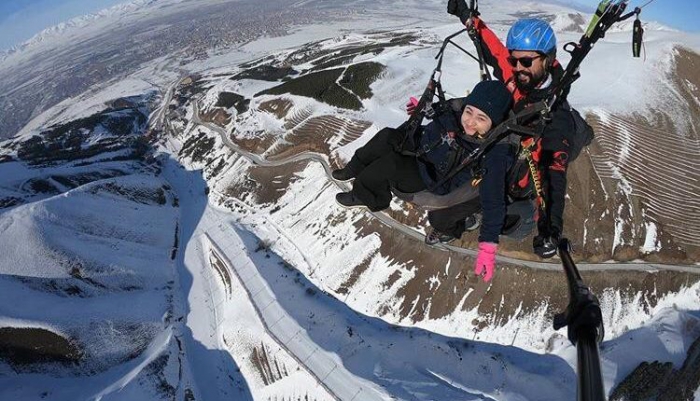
[417, 101, 516, 243]
[514, 68, 577, 237]
[470, 17, 581, 240]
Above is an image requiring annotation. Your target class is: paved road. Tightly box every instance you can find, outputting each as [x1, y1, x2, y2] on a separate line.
[199, 208, 390, 401]
[189, 102, 700, 275]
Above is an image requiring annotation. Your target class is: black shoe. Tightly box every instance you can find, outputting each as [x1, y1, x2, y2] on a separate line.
[533, 234, 558, 258]
[465, 213, 481, 232]
[425, 229, 456, 245]
[335, 192, 368, 210]
[332, 167, 357, 182]
[501, 214, 521, 235]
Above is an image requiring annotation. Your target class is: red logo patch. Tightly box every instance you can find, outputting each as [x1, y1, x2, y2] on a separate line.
[550, 151, 569, 172]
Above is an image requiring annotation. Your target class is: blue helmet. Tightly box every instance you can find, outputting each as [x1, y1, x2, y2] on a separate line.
[506, 19, 557, 55]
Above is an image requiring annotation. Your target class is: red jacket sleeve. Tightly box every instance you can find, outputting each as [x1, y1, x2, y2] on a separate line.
[470, 17, 523, 101]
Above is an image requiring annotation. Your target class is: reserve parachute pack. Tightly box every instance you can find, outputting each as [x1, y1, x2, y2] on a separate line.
[567, 105, 594, 162]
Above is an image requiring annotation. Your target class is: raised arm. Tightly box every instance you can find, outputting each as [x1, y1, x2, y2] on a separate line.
[468, 17, 515, 85]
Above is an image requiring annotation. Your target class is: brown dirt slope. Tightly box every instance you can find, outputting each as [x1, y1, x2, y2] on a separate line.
[573, 46, 700, 262]
[352, 211, 697, 328]
[268, 115, 371, 159]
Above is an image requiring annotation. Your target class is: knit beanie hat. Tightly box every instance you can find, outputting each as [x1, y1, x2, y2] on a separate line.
[464, 80, 513, 126]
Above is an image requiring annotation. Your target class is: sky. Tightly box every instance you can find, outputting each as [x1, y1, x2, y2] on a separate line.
[0, 0, 697, 51]
[0, 0, 126, 50]
[571, 0, 699, 32]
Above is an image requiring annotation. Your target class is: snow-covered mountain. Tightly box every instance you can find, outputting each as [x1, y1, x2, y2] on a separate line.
[0, 0, 165, 58]
[1, 0, 699, 400]
[0, 0, 677, 141]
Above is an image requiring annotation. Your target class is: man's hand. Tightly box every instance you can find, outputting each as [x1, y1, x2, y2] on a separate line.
[447, 0, 472, 24]
[533, 234, 559, 259]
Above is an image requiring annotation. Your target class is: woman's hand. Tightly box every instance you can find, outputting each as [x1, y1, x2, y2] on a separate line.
[474, 242, 497, 282]
[405, 97, 419, 115]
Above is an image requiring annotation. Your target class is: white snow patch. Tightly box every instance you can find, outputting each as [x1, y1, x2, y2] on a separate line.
[641, 221, 661, 254]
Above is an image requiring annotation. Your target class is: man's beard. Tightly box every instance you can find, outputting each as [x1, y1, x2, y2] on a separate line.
[514, 71, 544, 93]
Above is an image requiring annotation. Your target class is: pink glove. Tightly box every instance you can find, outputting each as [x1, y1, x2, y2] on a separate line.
[474, 242, 497, 283]
[405, 96, 419, 115]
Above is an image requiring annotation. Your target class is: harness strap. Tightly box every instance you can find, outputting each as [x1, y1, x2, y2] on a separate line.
[396, 75, 437, 153]
[400, 132, 444, 158]
[398, 29, 471, 154]
[521, 140, 546, 210]
[426, 102, 548, 192]
[466, 0, 491, 81]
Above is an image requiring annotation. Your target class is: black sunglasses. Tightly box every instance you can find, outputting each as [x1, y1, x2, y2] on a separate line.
[507, 55, 545, 68]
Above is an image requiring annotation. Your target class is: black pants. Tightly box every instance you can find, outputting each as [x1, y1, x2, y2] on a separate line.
[346, 127, 426, 211]
[428, 197, 481, 238]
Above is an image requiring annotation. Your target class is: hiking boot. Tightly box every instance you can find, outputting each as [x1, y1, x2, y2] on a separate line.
[465, 213, 482, 232]
[501, 214, 521, 235]
[425, 228, 456, 245]
[335, 191, 368, 210]
[332, 167, 357, 182]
